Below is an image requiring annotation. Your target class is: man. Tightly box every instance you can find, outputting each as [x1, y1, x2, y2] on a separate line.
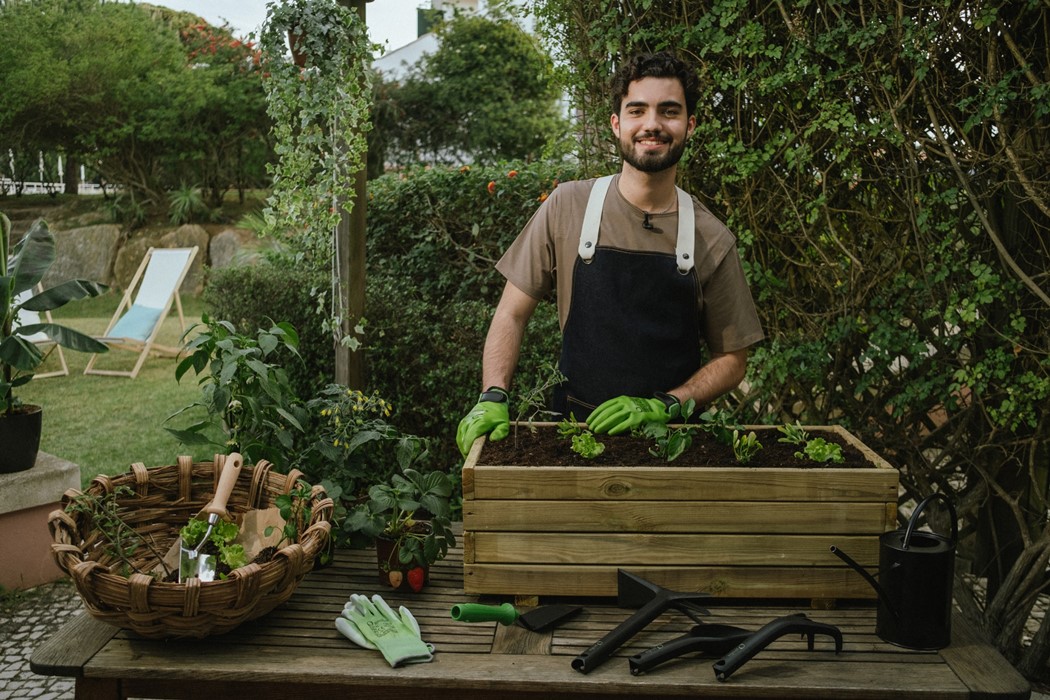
[456, 51, 763, 456]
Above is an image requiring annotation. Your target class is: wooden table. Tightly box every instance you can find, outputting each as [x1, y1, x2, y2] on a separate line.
[32, 537, 1031, 699]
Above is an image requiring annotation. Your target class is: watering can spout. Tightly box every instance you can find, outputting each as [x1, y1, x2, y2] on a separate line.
[830, 545, 898, 619]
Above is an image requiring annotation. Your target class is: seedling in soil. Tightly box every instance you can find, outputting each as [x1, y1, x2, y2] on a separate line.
[732, 429, 763, 465]
[644, 399, 699, 462]
[795, 437, 844, 463]
[558, 415, 606, 459]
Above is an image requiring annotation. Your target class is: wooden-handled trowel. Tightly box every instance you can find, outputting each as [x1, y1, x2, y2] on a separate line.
[178, 452, 243, 582]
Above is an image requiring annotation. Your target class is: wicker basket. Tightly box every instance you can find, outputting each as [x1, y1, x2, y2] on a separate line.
[48, 454, 333, 639]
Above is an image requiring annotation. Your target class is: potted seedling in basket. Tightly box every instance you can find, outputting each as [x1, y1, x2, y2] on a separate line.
[344, 466, 456, 592]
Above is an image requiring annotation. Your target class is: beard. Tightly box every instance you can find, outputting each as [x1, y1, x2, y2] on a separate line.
[619, 131, 686, 173]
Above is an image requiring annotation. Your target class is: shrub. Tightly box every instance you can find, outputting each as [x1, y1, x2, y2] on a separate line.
[366, 160, 579, 306]
[364, 272, 561, 469]
[203, 262, 333, 398]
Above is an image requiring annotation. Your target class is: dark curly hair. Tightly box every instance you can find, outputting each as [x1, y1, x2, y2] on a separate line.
[610, 51, 700, 117]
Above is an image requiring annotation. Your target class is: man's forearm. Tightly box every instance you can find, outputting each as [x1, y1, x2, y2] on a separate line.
[481, 312, 526, 391]
[668, 349, 748, 407]
[480, 282, 539, 391]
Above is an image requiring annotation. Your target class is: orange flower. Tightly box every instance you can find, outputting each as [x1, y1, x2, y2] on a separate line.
[507, 170, 518, 178]
[487, 181, 496, 194]
[537, 192, 548, 202]
[459, 165, 470, 173]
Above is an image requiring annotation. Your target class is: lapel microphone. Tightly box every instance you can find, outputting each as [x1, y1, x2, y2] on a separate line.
[642, 212, 654, 230]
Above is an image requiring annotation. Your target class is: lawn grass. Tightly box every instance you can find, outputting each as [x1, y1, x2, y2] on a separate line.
[16, 291, 214, 489]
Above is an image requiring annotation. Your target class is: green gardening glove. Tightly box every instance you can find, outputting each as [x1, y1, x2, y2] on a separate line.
[336, 594, 434, 667]
[456, 387, 510, 457]
[586, 394, 681, 435]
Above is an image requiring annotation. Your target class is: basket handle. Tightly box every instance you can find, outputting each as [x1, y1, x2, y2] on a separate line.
[202, 452, 243, 518]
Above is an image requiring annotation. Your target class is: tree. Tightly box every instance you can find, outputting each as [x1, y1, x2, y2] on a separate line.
[0, 0, 270, 208]
[375, 11, 565, 167]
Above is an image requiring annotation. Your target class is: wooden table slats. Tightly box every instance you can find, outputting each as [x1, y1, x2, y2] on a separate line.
[31, 528, 1031, 699]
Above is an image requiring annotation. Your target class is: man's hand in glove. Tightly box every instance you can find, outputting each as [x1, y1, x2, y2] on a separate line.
[586, 393, 681, 435]
[335, 594, 435, 667]
[456, 387, 510, 457]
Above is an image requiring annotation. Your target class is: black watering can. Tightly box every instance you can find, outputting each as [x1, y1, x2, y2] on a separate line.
[831, 492, 957, 650]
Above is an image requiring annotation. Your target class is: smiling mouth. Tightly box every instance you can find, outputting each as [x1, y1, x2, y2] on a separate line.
[635, 133, 670, 147]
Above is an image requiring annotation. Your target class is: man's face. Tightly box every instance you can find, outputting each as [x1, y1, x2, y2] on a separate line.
[611, 77, 696, 174]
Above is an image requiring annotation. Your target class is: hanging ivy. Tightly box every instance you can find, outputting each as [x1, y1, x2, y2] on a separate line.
[259, 0, 374, 347]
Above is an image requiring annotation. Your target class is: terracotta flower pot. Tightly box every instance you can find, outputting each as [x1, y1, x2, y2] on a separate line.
[0, 404, 42, 474]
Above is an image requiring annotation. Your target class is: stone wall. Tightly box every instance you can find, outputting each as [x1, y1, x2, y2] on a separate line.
[39, 222, 271, 295]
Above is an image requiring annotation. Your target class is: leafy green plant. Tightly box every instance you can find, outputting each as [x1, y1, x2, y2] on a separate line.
[644, 399, 699, 462]
[1, 216, 108, 415]
[776, 422, 810, 446]
[164, 315, 307, 464]
[259, 0, 374, 347]
[65, 486, 166, 577]
[342, 467, 456, 569]
[168, 183, 211, 225]
[777, 422, 844, 463]
[558, 414, 605, 458]
[179, 517, 246, 571]
[796, 437, 844, 464]
[696, 407, 741, 447]
[732, 429, 763, 465]
[296, 384, 427, 497]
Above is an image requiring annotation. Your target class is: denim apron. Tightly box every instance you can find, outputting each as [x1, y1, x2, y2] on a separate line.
[554, 175, 703, 418]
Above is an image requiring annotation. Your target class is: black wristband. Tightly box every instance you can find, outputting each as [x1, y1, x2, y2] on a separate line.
[479, 386, 509, 403]
[654, 391, 681, 414]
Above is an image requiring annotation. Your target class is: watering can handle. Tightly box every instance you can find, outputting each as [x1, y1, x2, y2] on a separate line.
[902, 492, 958, 549]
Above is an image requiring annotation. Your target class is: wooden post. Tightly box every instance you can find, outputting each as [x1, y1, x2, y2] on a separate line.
[335, 0, 368, 389]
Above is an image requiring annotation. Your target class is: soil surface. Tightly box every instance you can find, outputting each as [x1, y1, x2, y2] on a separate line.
[481, 425, 874, 468]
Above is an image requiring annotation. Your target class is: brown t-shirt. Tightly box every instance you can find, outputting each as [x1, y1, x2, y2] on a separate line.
[496, 174, 764, 354]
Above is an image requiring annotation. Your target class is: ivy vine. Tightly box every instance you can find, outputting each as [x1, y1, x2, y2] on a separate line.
[260, 0, 374, 347]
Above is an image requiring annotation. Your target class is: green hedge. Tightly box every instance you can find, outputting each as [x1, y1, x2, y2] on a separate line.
[203, 262, 333, 398]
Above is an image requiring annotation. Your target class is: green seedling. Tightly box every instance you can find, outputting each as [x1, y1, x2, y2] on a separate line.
[732, 429, 763, 465]
[796, 437, 844, 463]
[777, 421, 810, 446]
[558, 413, 605, 459]
[645, 398, 698, 462]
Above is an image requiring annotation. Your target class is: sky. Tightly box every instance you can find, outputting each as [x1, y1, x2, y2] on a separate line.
[152, 0, 423, 56]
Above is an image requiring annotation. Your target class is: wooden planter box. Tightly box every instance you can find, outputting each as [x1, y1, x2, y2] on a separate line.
[462, 423, 898, 600]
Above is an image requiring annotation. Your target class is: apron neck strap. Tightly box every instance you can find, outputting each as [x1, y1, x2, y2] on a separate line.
[578, 175, 696, 274]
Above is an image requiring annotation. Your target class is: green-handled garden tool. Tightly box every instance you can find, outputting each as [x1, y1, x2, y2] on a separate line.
[450, 602, 581, 633]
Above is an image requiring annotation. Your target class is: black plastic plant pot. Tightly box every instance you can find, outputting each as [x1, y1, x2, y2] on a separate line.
[0, 404, 42, 474]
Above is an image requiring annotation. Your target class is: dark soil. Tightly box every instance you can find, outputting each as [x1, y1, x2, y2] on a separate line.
[481, 426, 874, 468]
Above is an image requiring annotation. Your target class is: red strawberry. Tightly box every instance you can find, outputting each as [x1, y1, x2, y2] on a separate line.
[387, 570, 403, 588]
[407, 567, 425, 593]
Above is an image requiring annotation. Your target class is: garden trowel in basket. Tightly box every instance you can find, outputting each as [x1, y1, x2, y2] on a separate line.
[178, 452, 243, 583]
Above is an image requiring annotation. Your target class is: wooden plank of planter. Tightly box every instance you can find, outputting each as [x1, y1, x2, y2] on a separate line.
[467, 466, 898, 502]
[464, 563, 878, 598]
[463, 499, 895, 533]
[469, 532, 879, 567]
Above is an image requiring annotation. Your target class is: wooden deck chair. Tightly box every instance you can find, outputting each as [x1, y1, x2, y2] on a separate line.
[83, 246, 199, 379]
[15, 286, 69, 379]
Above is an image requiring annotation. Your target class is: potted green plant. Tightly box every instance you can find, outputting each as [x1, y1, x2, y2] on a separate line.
[1, 215, 108, 473]
[344, 467, 456, 593]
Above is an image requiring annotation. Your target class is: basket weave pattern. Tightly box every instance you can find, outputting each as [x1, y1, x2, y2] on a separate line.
[48, 455, 333, 639]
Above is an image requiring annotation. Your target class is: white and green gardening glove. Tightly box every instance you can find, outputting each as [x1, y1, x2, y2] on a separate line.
[455, 387, 510, 457]
[335, 594, 435, 667]
[586, 393, 681, 435]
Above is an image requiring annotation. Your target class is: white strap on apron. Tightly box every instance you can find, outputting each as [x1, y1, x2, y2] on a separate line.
[578, 175, 695, 274]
